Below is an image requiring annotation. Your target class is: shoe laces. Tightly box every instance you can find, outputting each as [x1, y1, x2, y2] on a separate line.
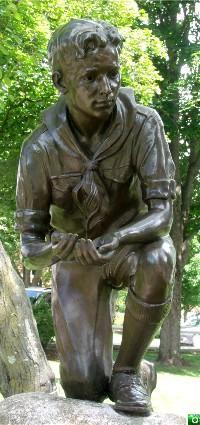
[114, 372, 149, 399]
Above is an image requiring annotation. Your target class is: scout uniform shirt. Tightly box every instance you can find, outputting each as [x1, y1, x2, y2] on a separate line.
[15, 88, 176, 243]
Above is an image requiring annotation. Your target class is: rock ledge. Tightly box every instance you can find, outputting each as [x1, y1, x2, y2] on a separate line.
[0, 392, 185, 425]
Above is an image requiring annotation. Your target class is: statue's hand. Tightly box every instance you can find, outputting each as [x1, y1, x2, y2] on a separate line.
[51, 231, 78, 261]
[73, 238, 111, 265]
[94, 233, 119, 254]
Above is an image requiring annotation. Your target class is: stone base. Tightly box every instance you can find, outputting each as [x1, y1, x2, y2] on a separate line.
[0, 392, 185, 425]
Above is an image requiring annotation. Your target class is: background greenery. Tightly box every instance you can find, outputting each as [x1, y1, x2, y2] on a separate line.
[32, 298, 55, 348]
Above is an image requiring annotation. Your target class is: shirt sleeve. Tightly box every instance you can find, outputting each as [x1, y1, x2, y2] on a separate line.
[15, 136, 51, 238]
[133, 110, 176, 203]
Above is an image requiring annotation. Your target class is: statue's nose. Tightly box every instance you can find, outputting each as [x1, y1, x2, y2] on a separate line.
[99, 76, 112, 96]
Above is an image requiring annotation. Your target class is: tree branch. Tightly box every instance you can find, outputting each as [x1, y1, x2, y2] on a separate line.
[182, 149, 200, 224]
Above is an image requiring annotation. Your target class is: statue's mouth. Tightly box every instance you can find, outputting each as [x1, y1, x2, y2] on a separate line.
[94, 100, 114, 108]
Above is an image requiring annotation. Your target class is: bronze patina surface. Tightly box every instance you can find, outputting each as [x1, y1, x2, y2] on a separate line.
[16, 19, 176, 415]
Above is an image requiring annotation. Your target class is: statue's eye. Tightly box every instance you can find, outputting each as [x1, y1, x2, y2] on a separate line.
[85, 73, 96, 82]
[107, 70, 119, 79]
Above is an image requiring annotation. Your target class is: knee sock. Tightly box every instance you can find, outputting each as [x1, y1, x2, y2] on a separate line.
[113, 288, 171, 372]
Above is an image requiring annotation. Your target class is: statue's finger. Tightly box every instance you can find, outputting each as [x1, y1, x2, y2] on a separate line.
[86, 239, 105, 264]
[74, 240, 86, 265]
[98, 242, 113, 253]
[62, 236, 77, 258]
[77, 239, 93, 264]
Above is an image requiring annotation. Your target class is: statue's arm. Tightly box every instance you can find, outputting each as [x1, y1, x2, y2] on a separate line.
[20, 232, 78, 270]
[16, 137, 77, 270]
[117, 198, 172, 244]
[21, 237, 53, 270]
[97, 198, 173, 254]
[97, 111, 176, 254]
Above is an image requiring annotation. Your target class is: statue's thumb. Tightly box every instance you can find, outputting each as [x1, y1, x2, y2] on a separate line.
[98, 243, 112, 253]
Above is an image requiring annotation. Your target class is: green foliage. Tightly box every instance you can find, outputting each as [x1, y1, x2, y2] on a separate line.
[41, 268, 52, 285]
[179, 52, 200, 237]
[120, 26, 165, 103]
[182, 236, 200, 311]
[115, 289, 127, 314]
[32, 298, 55, 348]
[0, 195, 20, 269]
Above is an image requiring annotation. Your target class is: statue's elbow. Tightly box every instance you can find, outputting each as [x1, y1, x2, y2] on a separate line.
[21, 245, 40, 270]
[159, 213, 173, 237]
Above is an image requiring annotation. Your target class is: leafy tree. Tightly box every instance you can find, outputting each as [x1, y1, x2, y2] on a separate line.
[137, 0, 200, 364]
[0, 0, 165, 269]
[0, 0, 57, 268]
[182, 236, 200, 312]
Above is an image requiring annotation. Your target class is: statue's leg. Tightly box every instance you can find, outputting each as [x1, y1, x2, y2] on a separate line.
[51, 260, 113, 402]
[109, 236, 176, 414]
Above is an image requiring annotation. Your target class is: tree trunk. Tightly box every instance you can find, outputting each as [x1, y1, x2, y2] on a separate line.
[0, 241, 55, 398]
[158, 191, 183, 365]
[158, 276, 182, 365]
[32, 270, 42, 286]
[23, 265, 31, 287]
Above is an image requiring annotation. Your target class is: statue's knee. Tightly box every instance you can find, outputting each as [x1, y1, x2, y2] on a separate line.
[141, 238, 175, 283]
[135, 238, 175, 301]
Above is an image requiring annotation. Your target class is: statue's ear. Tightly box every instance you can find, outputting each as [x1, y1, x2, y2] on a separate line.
[52, 71, 67, 94]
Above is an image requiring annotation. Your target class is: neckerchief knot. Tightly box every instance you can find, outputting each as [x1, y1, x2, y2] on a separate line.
[84, 159, 98, 172]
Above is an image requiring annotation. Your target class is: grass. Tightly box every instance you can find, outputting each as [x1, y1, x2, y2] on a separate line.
[145, 352, 200, 378]
[112, 349, 200, 378]
[144, 352, 200, 416]
[151, 371, 199, 417]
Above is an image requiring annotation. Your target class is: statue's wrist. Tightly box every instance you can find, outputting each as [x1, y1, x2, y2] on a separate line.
[114, 231, 121, 246]
[114, 229, 137, 245]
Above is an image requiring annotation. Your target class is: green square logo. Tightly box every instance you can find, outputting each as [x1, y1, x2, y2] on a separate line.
[188, 414, 200, 425]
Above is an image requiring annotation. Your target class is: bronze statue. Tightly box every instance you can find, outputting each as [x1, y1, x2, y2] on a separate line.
[16, 19, 176, 415]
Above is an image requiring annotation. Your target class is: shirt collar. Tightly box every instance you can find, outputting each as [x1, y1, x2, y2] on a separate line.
[42, 87, 137, 161]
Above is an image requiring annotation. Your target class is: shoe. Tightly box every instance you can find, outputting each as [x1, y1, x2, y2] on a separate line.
[108, 361, 156, 415]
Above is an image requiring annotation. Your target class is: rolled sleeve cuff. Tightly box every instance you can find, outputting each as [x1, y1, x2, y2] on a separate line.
[15, 209, 50, 235]
[142, 179, 176, 201]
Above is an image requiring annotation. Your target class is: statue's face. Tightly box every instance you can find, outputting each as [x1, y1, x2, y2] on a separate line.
[63, 44, 121, 120]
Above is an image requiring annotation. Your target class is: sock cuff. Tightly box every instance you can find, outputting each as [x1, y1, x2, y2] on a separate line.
[126, 289, 172, 324]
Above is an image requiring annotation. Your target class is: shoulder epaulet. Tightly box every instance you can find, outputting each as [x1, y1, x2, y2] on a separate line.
[22, 123, 48, 150]
[135, 104, 157, 119]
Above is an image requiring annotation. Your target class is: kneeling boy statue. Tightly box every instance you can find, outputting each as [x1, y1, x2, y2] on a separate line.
[16, 19, 176, 415]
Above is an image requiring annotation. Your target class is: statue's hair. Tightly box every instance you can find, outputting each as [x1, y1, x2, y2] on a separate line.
[48, 18, 123, 71]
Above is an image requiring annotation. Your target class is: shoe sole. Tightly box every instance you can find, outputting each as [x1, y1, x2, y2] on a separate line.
[114, 402, 152, 416]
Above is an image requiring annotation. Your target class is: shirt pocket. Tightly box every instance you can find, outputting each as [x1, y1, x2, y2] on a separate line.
[102, 164, 132, 183]
[50, 173, 81, 209]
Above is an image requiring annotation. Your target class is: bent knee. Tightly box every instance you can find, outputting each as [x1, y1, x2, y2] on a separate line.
[140, 237, 176, 283]
[134, 237, 176, 302]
